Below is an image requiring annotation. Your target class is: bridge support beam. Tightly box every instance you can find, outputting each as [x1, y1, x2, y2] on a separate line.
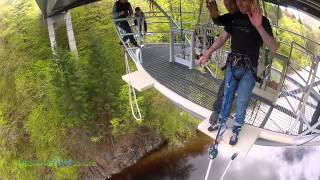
[47, 17, 57, 54]
[46, 11, 79, 57]
[65, 11, 79, 57]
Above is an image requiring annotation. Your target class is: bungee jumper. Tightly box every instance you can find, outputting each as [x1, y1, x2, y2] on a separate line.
[199, 0, 277, 146]
[205, 0, 239, 132]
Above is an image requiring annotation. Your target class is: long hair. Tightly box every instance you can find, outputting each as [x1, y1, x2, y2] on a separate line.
[250, 0, 259, 9]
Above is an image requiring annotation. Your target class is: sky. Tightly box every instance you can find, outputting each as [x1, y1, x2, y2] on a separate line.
[112, 133, 320, 180]
[188, 145, 320, 180]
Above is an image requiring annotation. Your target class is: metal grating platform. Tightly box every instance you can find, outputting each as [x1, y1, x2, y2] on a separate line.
[140, 44, 315, 135]
[141, 44, 221, 110]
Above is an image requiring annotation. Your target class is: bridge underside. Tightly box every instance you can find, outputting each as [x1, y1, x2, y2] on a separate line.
[35, 0, 100, 17]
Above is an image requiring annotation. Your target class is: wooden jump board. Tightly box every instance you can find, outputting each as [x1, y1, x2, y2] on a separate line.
[198, 118, 261, 158]
[122, 70, 154, 92]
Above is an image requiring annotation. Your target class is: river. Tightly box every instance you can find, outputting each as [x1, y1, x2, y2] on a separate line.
[110, 131, 320, 180]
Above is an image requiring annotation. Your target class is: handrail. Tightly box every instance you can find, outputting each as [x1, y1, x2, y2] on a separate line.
[146, 21, 170, 24]
[112, 17, 142, 63]
[170, 29, 195, 69]
[283, 41, 320, 135]
[113, 16, 139, 22]
[272, 25, 320, 47]
[145, 15, 167, 18]
[171, 28, 194, 34]
[145, 0, 191, 45]
[145, 0, 179, 28]
[291, 41, 315, 57]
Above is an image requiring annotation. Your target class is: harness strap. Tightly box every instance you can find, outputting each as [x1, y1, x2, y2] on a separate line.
[227, 53, 260, 82]
[243, 57, 261, 83]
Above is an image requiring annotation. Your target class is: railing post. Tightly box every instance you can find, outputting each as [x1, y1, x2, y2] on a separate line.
[136, 47, 143, 64]
[190, 30, 196, 69]
[170, 26, 175, 63]
[203, 25, 207, 53]
[197, 0, 204, 25]
[137, 17, 143, 63]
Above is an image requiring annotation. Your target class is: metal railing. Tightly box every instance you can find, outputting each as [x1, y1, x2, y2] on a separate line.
[113, 17, 144, 63]
[170, 29, 195, 69]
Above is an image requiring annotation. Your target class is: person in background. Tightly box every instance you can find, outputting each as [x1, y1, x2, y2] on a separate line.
[205, 0, 239, 132]
[200, 0, 277, 145]
[134, 7, 148, 33]
[112, 0, 138, 46]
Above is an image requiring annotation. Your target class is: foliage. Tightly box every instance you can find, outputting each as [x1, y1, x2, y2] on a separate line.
[1, 0, 319, 178]
[0, 0, 201, 178]
[138, 90, 199, 146]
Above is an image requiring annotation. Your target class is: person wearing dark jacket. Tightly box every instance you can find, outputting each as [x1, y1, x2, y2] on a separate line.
[112, 0, 138, 46]
[206, 0, 239, 132]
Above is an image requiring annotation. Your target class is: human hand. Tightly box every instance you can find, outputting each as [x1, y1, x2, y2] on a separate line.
[206, 0, 216, 8]
[248, 6, 262, 28]
[206, 0, 219, 18]
[199, 52, 209, 65]
[120, 11, 126, 16]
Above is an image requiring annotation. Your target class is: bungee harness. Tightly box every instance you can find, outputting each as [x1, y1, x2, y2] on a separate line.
[226, 52, 260, 83]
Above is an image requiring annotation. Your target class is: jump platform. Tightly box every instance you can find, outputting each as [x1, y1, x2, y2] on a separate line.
[198, 118, 261, 158]
[122, 70, 154, 92]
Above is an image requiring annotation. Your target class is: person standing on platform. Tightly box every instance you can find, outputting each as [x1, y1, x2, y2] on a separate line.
[134, 7, 148, 34]
[112, 0, 138, 47]
[205, 0, 239, 132]
[200, 0, 277, 145]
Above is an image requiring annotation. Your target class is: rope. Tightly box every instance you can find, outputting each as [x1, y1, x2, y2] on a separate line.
[248, 99, 259, 123]
[297, 133, 320, 146]
[204, 159, 213, 180]
[204, 126, 224, 180]
[220, 153, 238, 180]
[124, 51, 142, 121]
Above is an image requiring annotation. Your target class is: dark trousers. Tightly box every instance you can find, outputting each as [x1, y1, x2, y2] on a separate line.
[142, 21, 147, 32]
[311, 101, 320, 129]
[118, 21, 137, 45]
[134, 20, 148, 33]
[212, 80, 225, 113]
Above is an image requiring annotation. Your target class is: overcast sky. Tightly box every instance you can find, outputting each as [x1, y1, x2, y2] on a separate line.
[187, 145, 320, 180]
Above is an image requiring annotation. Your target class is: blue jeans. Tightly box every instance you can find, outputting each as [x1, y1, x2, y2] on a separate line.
[220, 65, 256, 126]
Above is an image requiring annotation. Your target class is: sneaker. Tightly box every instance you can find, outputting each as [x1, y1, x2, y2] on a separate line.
[209, 111, 219, 125]
[229, 125, 241, 145]
[208, 123, 220, 132]
[208, 112, 219, 132]
[229, 133, 238, 145]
